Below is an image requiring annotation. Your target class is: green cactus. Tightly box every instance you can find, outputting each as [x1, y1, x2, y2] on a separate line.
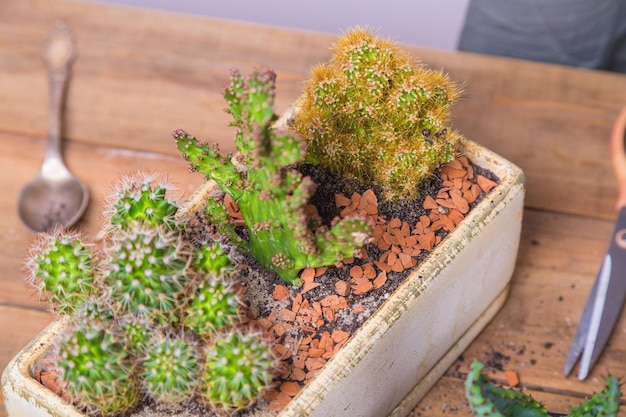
[119, 314, 154, 355]
[567, 375, 621, 417]
[465, 360, 622, 417]
[293, 27, 462, 200]
[141, 334, 200, 404]
[57, 320, 140, 415]
[102, 221, 189, 322]
[184, 275, 241, 337]
[193, 241, 235, 275]
[200, 329, 275, 410]
[106, 172, 179, 230]
[175, 68, 373, 286]
[26, 172, 279, 414]
[25, 229, 96, 316]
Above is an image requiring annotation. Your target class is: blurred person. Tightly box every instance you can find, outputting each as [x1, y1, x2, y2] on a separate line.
[458, 0, 626, 73]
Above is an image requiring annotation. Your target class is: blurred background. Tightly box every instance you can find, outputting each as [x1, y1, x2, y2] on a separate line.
[78, 0, 470, 51]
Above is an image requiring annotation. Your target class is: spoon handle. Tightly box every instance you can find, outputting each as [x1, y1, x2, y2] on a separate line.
[42, 22, 77, 175]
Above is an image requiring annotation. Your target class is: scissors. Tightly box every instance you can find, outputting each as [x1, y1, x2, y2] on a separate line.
[564, 106, 626, 381]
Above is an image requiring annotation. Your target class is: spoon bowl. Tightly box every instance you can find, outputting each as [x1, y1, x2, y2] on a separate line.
[18, 22, 89, 233]
[18, 174, 89, 233]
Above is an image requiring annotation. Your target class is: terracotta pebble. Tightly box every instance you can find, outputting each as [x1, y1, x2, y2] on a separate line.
[280, 381, 302, 397]
[477, 175, 497, 192]
[335, 280, 351, 296]
[252, 157, 499, 413]
[272, 285, 290, 301]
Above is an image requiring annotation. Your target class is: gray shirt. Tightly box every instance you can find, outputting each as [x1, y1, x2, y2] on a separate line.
[458, 0, 626, 73]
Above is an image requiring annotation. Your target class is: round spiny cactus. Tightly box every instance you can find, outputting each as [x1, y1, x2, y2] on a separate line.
[106, 172, 179, 230]
[57, 321, 140, 415]
[141, 334, 200, 404]
[25, 171, 283, 414]
[200, 329, 275, 410]
[103, 221, 189, 321]
[193, 241, 234, 275]
[119, 314, 154, 355]
[184, 274, 241, 337]
[294, 26, 462, 200]
[26, 228, 96, 316]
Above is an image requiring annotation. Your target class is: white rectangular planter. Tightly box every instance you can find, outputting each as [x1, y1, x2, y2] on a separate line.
[2, 137, 525, 417]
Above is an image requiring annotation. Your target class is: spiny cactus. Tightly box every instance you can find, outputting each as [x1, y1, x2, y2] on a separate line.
[27, 172, 278, 415]
[193, 241, 235, 275]
[141, 334, 200, 404]
[568, 376, 622, 417]
[293, 26, 462, 200]
[119, 314, 154, 355]
[57, 321, 141, 415]
[465, 360, 622, 417]
[184, 274, 241, 337]
[106, 171, 179, 230]
[175, 68, 372, 286]
[201, 329, 275, 410]
[102, 221, 189, 322]
[25, 229, 96, 316]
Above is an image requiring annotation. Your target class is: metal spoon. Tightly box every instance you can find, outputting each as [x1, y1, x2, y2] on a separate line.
[17, 22, 89, 233]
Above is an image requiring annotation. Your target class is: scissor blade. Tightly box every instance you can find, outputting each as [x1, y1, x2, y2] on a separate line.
[577, 254, 612, 380]
[567, 207, 626, 380]
[563, 261, 602, 377]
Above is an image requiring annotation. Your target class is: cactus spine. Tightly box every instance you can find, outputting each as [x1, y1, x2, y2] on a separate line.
[175, 68, 372, 286]
[465, 360, 622, 417]
[294, 27, 462, 200]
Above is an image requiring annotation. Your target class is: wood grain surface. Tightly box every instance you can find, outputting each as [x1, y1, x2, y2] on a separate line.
[1, 0, 626, 416]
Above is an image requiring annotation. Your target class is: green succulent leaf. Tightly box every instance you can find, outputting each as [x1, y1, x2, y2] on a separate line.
[465, 361, 622, 417]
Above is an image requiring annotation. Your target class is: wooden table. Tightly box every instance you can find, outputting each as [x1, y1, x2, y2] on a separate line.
[1, 0, 625, 415]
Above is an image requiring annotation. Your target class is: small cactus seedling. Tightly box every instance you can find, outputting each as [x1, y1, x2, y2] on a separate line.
[141, 334, 200, 404]
[58, 321, 141, 416]
[26, 229, 96, 316]
[465, 360, 622, 417]
[201, 329, 275, 410]
[294, 27, 462, 200]
[175, 68, 373, 286]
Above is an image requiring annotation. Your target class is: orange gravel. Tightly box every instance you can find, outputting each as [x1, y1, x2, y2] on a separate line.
[250, 156, 498, 411]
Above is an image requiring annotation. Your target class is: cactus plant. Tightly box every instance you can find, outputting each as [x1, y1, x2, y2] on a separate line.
[175, 68, 373, 286]
[293, 27, 462, 200]
[184, 242, 242, 336]
[26, 172, 277, 415]
[25, 229, 96, 316]
[57, 320, 141, 415]
[141, 334, 200, 404]
[102, 221, 189, 322]
[106, 171, 179, 230]
[465, 360, 622, 417]
[201, 329, 275, 410]
[184, 273, 241, 337]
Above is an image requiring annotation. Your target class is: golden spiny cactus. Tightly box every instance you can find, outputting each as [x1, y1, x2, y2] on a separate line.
[294, 27, 463, 200]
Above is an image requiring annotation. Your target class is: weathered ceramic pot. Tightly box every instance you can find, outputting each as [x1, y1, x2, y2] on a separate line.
[2, 133, 525, 417]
